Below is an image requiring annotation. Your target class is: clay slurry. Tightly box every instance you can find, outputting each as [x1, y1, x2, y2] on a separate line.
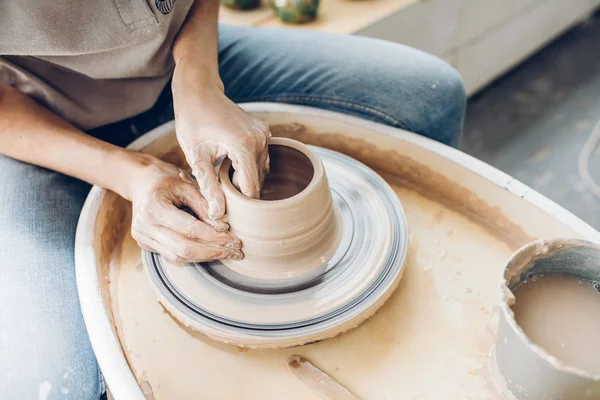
[511, 273, 600, 373]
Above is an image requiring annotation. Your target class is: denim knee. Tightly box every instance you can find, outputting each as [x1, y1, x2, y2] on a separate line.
[382, 54, 467, 147]
[423, 63, 467, 147]
[0, 156, 102, 400]
[218, 27, 467, 146]
[1, 361, 103, 400]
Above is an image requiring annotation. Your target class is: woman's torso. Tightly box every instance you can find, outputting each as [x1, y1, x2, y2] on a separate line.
[0, 0, 194, 129]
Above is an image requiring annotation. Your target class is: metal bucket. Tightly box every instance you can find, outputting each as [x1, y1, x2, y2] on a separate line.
[494, 238, 600, 400]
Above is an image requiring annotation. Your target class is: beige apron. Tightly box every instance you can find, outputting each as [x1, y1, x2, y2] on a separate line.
[0, 0, 194, 129]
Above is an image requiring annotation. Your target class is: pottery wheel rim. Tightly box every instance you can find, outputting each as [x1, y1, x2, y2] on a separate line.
[144, 146, 408, 345]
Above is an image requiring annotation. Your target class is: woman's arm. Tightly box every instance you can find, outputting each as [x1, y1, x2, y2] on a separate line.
[173, 0, 222, 89]
[170, 0, 271, 220]
[0, 84, 241, 262]
[0, 84, 144, 200]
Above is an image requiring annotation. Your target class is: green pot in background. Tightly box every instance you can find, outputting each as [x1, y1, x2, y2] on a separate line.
[221, 0, 261, 10]
[272, 0, 320, 23]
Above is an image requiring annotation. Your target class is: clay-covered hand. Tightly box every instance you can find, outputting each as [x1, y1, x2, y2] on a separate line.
[129, 156, 243, 263]
[172, 70, 271, 220]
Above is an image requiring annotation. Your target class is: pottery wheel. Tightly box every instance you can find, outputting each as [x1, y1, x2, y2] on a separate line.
[143, 146, 409, 348]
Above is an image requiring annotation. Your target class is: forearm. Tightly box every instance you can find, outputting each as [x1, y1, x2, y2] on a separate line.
[172, 0, 223, 91]
[0, 85, 152, 201]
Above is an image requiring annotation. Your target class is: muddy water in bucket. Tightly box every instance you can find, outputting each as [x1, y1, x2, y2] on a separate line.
[511, 274, 600, 374]
[495, 239, 600, 400]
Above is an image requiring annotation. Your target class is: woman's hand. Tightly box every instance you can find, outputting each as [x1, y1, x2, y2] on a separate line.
[128, 154, 243, 264]
[172, 58, 271, 220]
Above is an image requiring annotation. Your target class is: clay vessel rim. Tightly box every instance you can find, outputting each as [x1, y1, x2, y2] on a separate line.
[498, 237, 600, 380]
[219, 137, 324, 207]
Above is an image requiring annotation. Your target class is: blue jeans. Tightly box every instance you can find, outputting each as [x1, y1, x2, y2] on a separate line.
[0, 25, 465, 399]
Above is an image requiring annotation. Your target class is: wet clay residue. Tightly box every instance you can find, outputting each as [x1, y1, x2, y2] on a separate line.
[97, 192, 130, 274]
[95, 191, 132, 334]
[140, 380, 156, 400]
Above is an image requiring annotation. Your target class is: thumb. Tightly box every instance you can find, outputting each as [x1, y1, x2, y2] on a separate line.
[230, 148, 261, 199]
[179, 183, 229, 232]
[191, 159, 226, 220]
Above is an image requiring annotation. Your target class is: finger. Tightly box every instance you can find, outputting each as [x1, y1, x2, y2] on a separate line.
[258, 151, 270, 191]
[229, 148, 261, 199]
[177, 168, 195, 185]
[191, 158, 226, 220]
[157, 202, 241, 249]
[263, 152, 271, 176]
[153, 226, 243, 262]
[176, 184, 230, 232]
[137, 241, 154, 252]
[231, 172, 240, 192]
[262, 128, 272, 177]
[256, 131, 270, 186]
[132, 232, 184, 264]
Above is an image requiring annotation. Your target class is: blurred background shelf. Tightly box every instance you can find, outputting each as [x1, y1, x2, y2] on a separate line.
[219, 0, 600, 95]
[219, 2, 275, 26]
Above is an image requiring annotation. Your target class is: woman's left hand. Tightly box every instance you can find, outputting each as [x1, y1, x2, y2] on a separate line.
[172, 61, 271, 221]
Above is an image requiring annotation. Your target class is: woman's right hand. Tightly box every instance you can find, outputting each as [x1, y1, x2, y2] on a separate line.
[127, 154, 243, 264]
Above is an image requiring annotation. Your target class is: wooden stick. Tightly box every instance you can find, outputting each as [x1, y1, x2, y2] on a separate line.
[286, 355, 360, 400]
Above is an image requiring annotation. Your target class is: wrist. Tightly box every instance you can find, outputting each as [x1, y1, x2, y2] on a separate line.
[109, 150, 162, 201]
[172, 54, 224, 94]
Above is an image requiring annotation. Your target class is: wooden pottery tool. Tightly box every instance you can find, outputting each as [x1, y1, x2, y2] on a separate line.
[286, 355, 360, 400]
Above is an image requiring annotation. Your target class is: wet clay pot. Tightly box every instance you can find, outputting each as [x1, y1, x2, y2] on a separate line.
[218, 137, 343, 280]
[493, 238, 600, 400]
